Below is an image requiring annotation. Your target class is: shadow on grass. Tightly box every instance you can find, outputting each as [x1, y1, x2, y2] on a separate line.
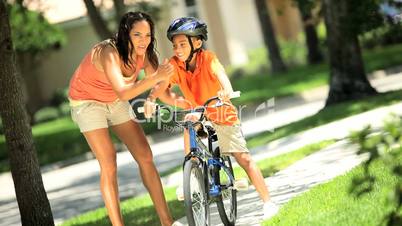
[247, 89, 402, 148]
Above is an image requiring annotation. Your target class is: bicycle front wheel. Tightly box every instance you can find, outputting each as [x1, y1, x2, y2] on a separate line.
[183, 158, 210, 226]
[216, 155, 237, 226]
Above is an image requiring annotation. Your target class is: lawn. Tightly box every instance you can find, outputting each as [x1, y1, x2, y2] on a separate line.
[232, 44, 402, 106]
[61, 140, 334, 226]
[263, 158, 400, 226]
[247, 89, 402, 148]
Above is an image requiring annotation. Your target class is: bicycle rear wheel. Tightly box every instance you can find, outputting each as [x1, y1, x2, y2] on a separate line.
[183, 158, 210, 226]
[215, 155, 237, 226]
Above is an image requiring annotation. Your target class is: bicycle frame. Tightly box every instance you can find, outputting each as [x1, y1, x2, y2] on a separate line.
[140, 93, 240, 225]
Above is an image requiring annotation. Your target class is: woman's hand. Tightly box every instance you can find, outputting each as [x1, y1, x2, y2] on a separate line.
[156, 59, 174, 82]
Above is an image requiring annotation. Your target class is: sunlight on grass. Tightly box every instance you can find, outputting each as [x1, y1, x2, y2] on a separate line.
[61, 140, 334, 225]
[247, 90, 402, 148]
[263, 159, 399, 226]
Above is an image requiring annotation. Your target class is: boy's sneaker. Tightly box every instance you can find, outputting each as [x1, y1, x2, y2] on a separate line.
[176, 185, 184, 201]
[171, 221, 184, 226]
[263, 201, 279, 220]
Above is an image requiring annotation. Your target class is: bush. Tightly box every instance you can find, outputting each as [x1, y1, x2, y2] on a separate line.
[360, 24, 402, 49]
[34, 106, 60, 123]
[0, 118, 89, 172]
[59, 102, 71, 117]
[50, 87, 69, 107]
[348, 114, 402, 225]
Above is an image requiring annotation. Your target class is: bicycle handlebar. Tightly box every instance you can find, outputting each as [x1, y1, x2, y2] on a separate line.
[137, 91, 241, 114]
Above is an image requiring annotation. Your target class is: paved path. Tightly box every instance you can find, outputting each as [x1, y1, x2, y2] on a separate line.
[176, 141, 367, 226]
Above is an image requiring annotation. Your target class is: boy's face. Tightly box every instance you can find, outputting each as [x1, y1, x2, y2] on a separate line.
[172, 34, 202, 62]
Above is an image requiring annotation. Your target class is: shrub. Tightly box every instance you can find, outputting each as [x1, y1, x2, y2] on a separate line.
[34, 106, 60, 123]
[348, 114, 402, 225]
[59, 102, 71, 117]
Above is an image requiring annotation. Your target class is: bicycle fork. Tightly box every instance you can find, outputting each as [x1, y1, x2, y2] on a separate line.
[207, 158, 235, 197]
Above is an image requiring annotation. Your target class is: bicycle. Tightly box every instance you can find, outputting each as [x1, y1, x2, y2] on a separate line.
[139, 91, 241, 226]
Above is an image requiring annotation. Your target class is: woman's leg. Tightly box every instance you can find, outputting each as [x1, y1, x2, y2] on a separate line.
[83, 129, 123, 226]
[111, 120, 173, 226]
[232, 152, 270, 202]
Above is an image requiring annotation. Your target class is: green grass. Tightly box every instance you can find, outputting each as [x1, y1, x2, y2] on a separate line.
[61, 140, 334, 225]
[247, 89, 402, 148]
[263, 158, 400, 226]
[232, 43, 402, 106]
[61, 187, 183, 226]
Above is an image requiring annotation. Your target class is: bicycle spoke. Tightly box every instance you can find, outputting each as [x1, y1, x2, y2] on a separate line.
[189, 166, 206, 226]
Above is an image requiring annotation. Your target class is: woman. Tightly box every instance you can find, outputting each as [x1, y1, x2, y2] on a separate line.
[68, 12, 178, 226]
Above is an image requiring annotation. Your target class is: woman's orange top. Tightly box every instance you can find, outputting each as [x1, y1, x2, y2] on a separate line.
[69, 43, 143, 103]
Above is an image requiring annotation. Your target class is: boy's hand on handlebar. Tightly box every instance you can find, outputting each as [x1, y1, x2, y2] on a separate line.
[217, 90, 231, 102]
[184, 112, 202, 122]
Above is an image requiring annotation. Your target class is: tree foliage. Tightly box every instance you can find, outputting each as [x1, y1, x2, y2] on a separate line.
[8, 3, 66, 54]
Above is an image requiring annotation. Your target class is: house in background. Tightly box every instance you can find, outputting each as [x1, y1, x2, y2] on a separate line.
[25, 0, 303, 108]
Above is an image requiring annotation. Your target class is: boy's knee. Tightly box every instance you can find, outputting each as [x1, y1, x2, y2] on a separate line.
[234, 152, 253, 166]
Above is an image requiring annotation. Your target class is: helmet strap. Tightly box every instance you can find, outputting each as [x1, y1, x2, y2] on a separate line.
[185, 36, 201, 71]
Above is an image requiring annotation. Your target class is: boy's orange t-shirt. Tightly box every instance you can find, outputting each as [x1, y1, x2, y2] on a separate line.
[169, 49, 239, 125]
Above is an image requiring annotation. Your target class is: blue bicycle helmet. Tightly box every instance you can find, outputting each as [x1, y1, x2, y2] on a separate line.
[167, 17, 208, 41]
[167, 17, 208, 71]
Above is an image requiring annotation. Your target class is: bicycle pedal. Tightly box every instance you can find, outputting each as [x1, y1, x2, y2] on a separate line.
[234, 178, 249, 191]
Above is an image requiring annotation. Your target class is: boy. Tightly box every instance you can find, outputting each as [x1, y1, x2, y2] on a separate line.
[145, 17, 279, 220]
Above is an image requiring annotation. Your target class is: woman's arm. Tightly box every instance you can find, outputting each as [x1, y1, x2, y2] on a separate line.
[100, 46, 173, 101]
[143, 59, 171, 102]
[158, 86, 191, 109]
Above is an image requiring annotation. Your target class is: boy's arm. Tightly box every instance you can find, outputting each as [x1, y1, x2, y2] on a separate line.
[143, 80, 190, 118]
[158, 86, 191, 109]
[213, 59, 234, 100]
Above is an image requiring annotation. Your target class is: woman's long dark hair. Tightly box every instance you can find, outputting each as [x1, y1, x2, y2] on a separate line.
[111, 11, 159, 70]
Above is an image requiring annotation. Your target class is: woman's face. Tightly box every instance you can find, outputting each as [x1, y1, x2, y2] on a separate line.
[129, 20, 151, 56]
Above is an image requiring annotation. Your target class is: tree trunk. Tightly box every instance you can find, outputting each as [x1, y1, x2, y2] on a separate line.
[83, 0, 112, 40]
[323, 0, 377, 106]
[254, 0, 287, 73]
[300, 10, 323, 64]
[113, 0, 125, 25]
[0, 1, 54, 225]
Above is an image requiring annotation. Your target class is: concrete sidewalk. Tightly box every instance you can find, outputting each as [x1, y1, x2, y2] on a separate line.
[0, 72, 401, 226]
[191, 140, 367, 226]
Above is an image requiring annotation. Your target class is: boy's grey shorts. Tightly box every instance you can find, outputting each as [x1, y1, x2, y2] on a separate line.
[211, 122, 249, 155]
